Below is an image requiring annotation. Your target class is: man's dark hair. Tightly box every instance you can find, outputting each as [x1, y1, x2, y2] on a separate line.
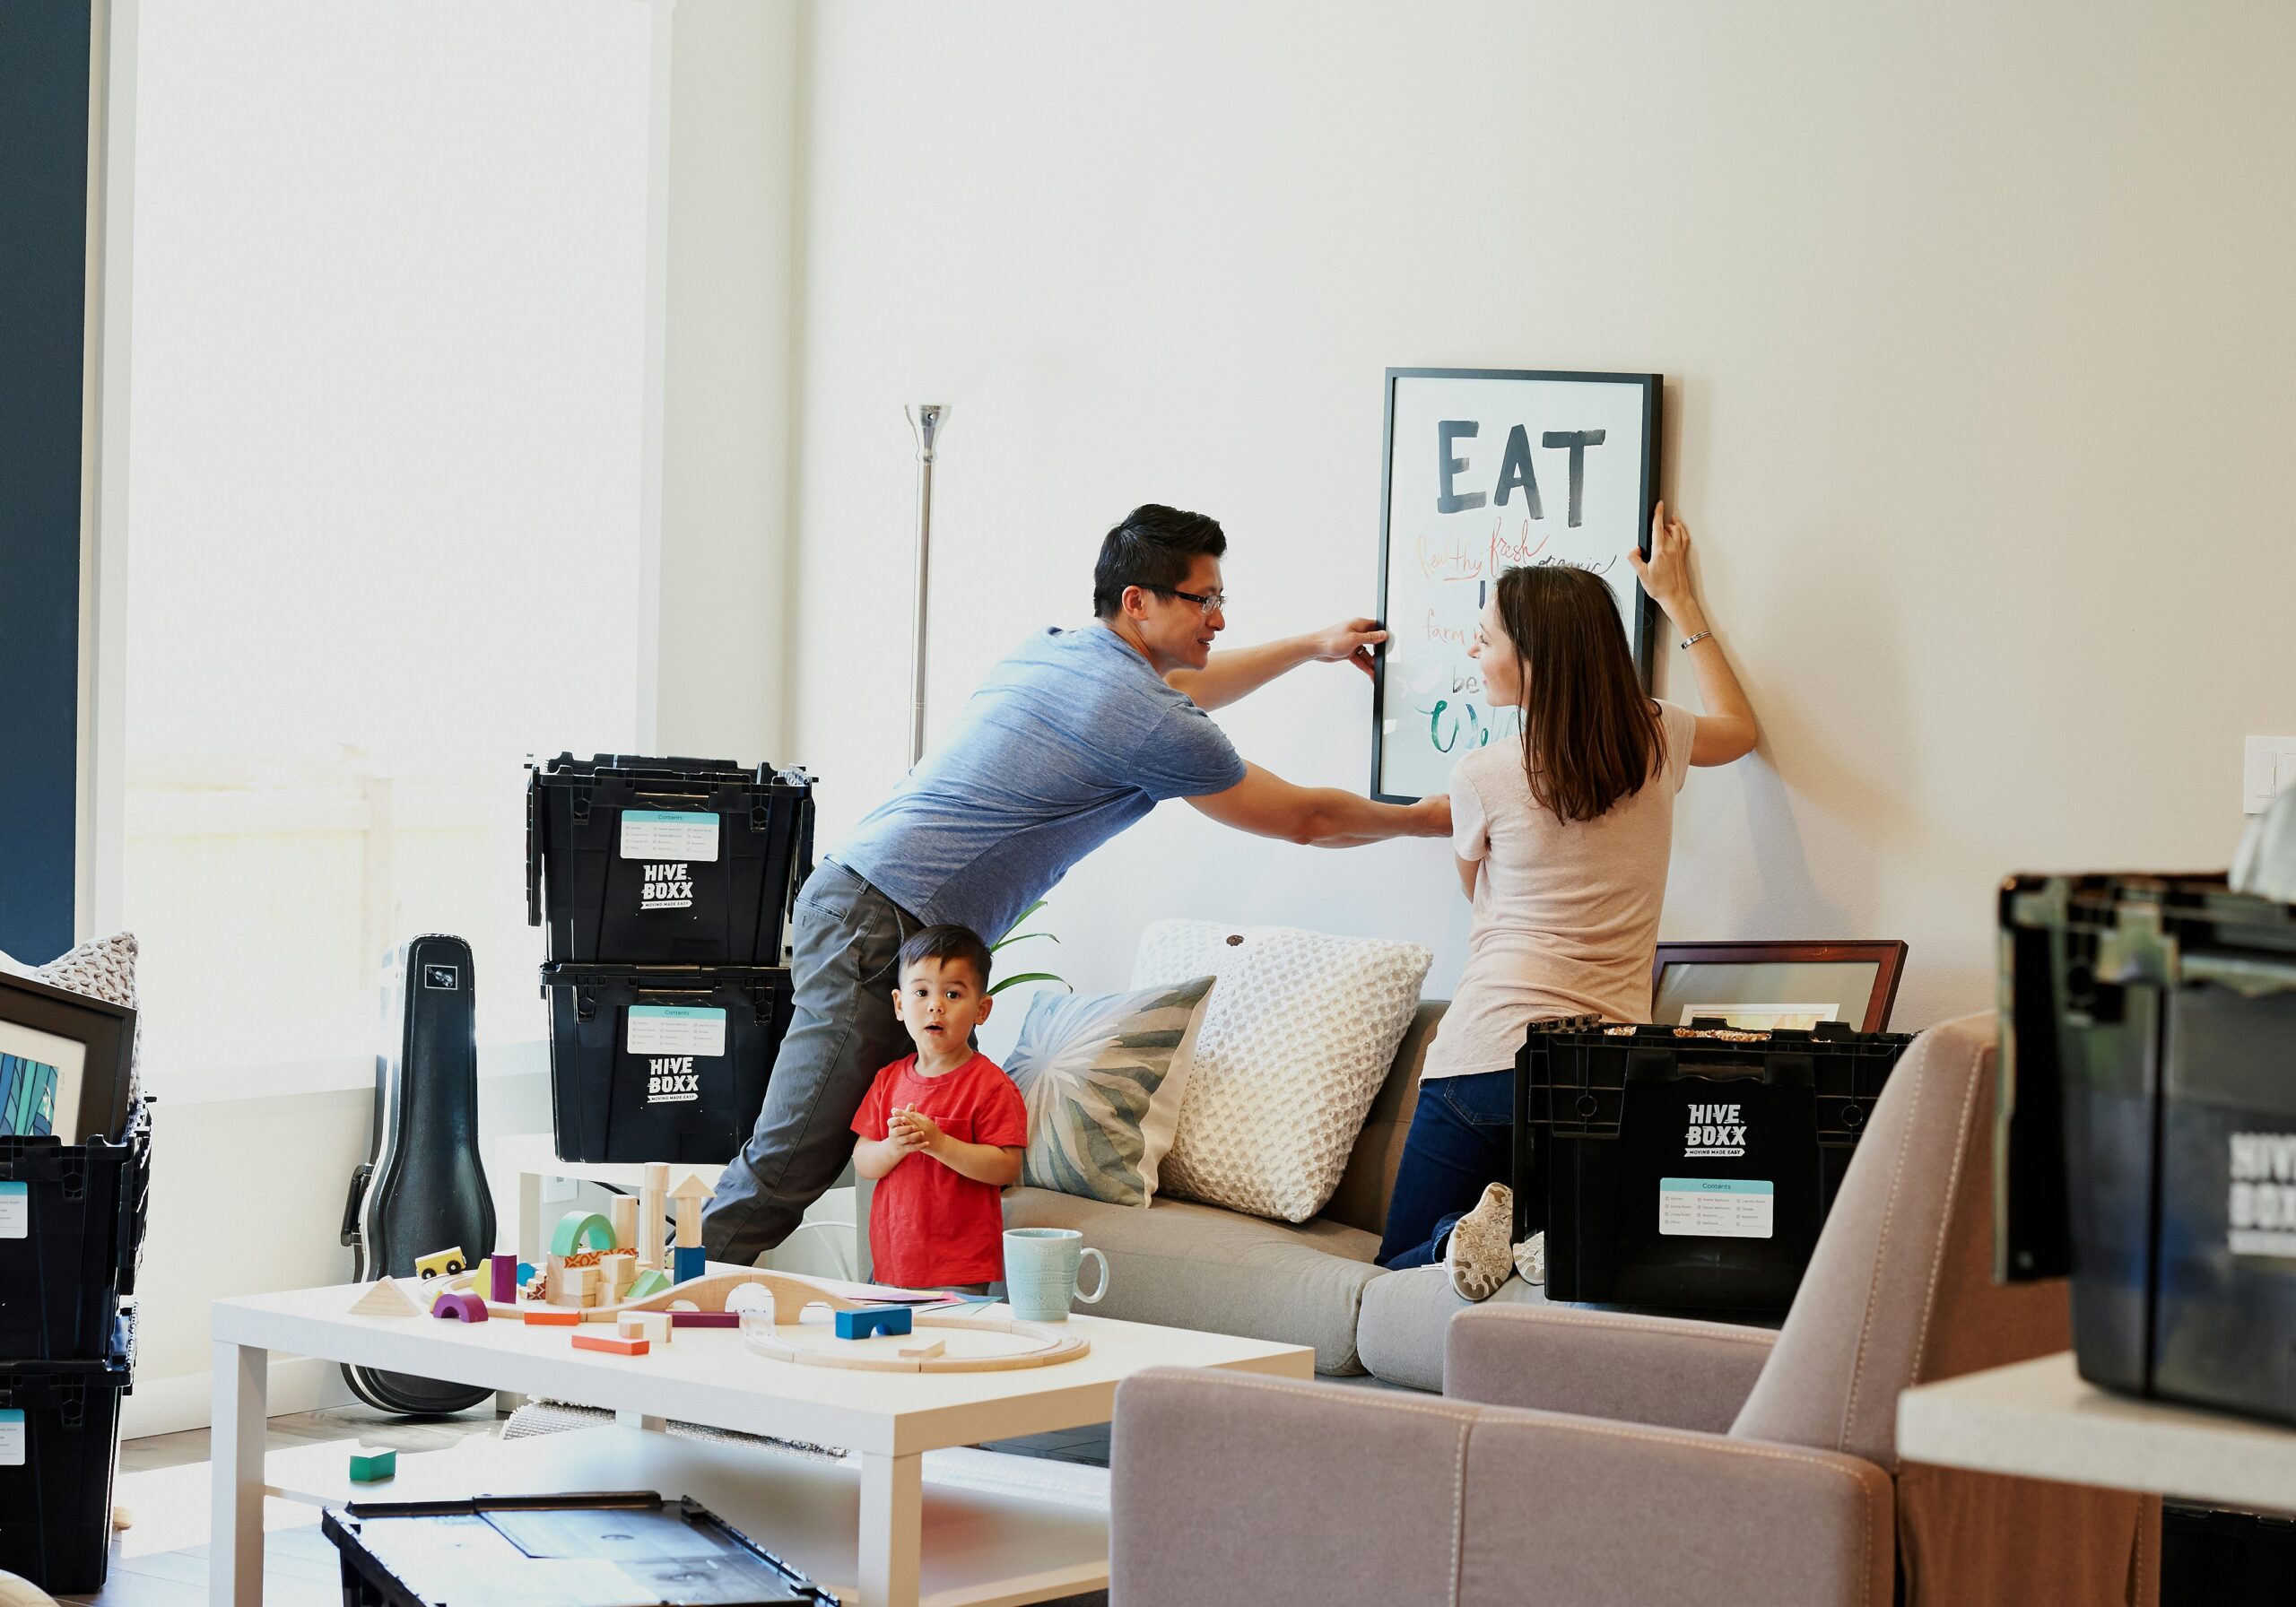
[896, 924, 994, 990]
[1091, 503, 1227, 620]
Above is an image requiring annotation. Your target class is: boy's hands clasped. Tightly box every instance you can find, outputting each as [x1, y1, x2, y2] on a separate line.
[887, 1105, 944, 1157]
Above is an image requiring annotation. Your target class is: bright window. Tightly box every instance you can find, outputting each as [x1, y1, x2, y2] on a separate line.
[120, 0, 660, 1075]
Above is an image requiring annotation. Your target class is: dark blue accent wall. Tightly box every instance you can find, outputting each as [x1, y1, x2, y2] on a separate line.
[0, 4, 93, 963]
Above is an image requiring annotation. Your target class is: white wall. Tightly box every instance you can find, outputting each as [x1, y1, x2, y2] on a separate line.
[654, 0, 803, 763]
[783, 1, 2296, 1031]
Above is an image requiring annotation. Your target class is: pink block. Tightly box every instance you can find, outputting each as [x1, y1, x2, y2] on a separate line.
[490, 1253, 518, 1303]
[668, 1311, 740, 1328]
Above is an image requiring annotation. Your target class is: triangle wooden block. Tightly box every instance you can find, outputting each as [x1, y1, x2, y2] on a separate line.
[349, 1276, 421, 1318]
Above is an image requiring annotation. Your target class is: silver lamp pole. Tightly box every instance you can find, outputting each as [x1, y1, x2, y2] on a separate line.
[905, 404, 946, 766]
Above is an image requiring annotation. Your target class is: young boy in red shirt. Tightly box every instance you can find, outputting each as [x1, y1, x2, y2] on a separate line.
[849, 925, 1029, 1291]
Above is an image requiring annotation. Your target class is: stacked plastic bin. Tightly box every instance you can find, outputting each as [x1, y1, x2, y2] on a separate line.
[0, 1100, 151, 1594]
[527, 754, 813, 1164]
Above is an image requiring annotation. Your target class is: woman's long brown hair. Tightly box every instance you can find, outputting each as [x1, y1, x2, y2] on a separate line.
[1492, 563, 1665, 823]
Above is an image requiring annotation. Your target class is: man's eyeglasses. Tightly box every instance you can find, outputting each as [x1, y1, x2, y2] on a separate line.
[1144, 585, 1228, 617]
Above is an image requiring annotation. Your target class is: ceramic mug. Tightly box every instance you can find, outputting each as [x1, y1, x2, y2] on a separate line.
[1002, 1228, 1109, 1322]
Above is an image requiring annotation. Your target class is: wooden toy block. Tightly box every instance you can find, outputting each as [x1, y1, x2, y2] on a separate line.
[673, 1244, 708, 1284]
[523, 1308, 580, 1326]
[897, 1338, 945, 1360]
[348, 1277, 421, 1319]
[550, 1212, 617, 1258]
[834, 1306, 913, 1340]
[517, 1261, 535, 1284]
[670, 1173, 712, 1249]
[609, 1195, 639, 1251]
[667, 1299, 700, 1312]
[562, 1249, 604, 1269]
[430, 1291, 489, 1323]
[413, 1247, 467, 1281]
[348, 1447, 396, 1483]
[572, 1331, 648, 1357]
[640, 1162, 669, 1268]
[626, 1268, 673, 1299]
[489, 1253, 518, 1303]
[608, 1252, 638, 1293]
[618, 1311, 672, 1343]
[669, 1311, 741, 1328]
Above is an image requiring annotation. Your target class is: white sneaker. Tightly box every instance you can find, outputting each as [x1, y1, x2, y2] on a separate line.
[1514, 1230, 1546, 1286]
[1444, 1183, 1516, 1302]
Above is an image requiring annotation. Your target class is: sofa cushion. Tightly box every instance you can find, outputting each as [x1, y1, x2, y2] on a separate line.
[1134, 920, 1432, 1223]
[1003, 1186, 1385, 1375]
[1355, 1264, 1556, 1392]
[1005, 976, 1214, 1207]
[1321, 1000, 1446, 1238]
[1358, 1264, 1788, 1394]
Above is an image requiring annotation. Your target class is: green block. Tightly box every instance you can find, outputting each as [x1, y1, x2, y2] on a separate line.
[549, 1211, 619, 1256]
[625, 1269, 673, 1299]
[349, 1447, 396, 1483]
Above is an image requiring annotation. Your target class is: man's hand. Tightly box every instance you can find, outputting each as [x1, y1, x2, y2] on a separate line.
[1310, 618, 1387, 679]
[1412, 796, 1453, 838]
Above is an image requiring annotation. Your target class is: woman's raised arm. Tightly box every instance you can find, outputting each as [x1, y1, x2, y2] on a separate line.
[1628, 503, 1759, 767]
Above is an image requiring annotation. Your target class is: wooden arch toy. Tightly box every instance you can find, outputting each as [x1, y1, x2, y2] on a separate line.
[424, 1265, 1093, 1373]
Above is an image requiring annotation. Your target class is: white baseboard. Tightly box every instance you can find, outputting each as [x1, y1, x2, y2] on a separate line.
[120, 1354, 358, 1440]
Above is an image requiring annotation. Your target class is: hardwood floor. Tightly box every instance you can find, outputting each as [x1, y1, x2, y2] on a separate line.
[59, 1406, 1109, 1606]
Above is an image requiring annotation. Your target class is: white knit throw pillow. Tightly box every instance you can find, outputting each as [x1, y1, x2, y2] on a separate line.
[1133, 920, 1431, 1222]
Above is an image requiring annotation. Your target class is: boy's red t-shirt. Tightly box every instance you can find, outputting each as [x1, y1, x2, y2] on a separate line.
[850, 1052, 1030, 1289]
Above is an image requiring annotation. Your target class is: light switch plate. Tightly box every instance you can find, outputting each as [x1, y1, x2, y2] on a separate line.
[2244, 736, 2296, 814]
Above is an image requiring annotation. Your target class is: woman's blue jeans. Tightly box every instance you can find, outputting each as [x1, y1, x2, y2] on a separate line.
[1376, 1067, 1531, 1270]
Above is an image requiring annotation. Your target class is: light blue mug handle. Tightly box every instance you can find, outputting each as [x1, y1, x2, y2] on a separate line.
[1074, 1247, 1109, 1305]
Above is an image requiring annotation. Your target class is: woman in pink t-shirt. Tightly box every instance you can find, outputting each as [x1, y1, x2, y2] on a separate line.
[1376, 506, 1761, 1299]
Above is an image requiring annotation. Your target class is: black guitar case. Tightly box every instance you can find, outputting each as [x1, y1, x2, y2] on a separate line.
[340, 934, 497, 1414]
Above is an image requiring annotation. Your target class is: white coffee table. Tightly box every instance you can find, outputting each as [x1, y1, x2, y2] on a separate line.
[210, 1273, 1312, 1607]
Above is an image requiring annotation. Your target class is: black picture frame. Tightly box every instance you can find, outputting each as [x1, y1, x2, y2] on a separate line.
[1649, 940, 1910, 1034]
[0, 970, 135, 1144]
[1371, 367, 1663, 804]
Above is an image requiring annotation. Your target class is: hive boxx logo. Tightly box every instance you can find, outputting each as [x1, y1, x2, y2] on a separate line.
[1684, 1102, 1747, 1159]
[640, 862, 694, 910]
[647, 1056, 701, 1103]
[2229, 1132, 2296, 1255]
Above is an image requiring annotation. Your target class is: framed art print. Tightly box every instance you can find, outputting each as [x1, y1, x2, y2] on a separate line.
[1372, 367, 1662, 803]
[0, 972, 135, 1143]
[1649, 941, 1909, 1035]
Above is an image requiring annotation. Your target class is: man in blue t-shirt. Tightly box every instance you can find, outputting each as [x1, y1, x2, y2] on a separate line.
[702, 504, 1450, 1263]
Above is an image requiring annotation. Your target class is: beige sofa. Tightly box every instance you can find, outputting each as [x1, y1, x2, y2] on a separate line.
[1001, 1001, 1451, 1376]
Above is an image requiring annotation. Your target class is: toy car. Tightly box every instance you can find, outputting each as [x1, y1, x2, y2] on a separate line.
[413, 1247, 467, 1281]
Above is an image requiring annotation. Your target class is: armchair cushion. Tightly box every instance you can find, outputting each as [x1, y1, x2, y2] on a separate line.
[1113, 1366, 1893, 1607]
[1446, 1304, 1779, 1431]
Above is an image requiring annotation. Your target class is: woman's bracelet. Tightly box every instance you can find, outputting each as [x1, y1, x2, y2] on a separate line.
[1679, 630, 1713, 650]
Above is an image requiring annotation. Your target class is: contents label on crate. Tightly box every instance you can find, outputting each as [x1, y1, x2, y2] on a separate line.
[0, 1409, 22, 1466]
[620, 809, 720, 862]
[1658, 1177, 1774, 1238]
[628, 1004, 727, 1059]
[0, 1180, 24, 1239]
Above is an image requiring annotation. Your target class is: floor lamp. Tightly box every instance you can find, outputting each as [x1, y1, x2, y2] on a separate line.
[851, 401, 946, 1281]
[906, 403, 945, 767]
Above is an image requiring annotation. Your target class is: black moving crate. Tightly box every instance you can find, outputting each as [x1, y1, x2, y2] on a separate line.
[527, 754, 814, 966]
[2000, 873, 2296, 1423]
[323, 1491, 839, 1607]
[542, 964, 794, 1164]
[0, 1099, 151, 1362]
[1516, 1023, 1913, 1312]
[0, 1316, 133, 1595]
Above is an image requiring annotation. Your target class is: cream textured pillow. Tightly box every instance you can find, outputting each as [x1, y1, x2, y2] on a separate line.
[1133, 920, 1432, 1222]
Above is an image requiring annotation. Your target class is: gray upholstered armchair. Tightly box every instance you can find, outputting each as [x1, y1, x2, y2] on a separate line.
[1109, 1013, 2159, 1606]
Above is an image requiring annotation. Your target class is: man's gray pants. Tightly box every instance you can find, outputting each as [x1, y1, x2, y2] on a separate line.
[701, 858, 918, 1264]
